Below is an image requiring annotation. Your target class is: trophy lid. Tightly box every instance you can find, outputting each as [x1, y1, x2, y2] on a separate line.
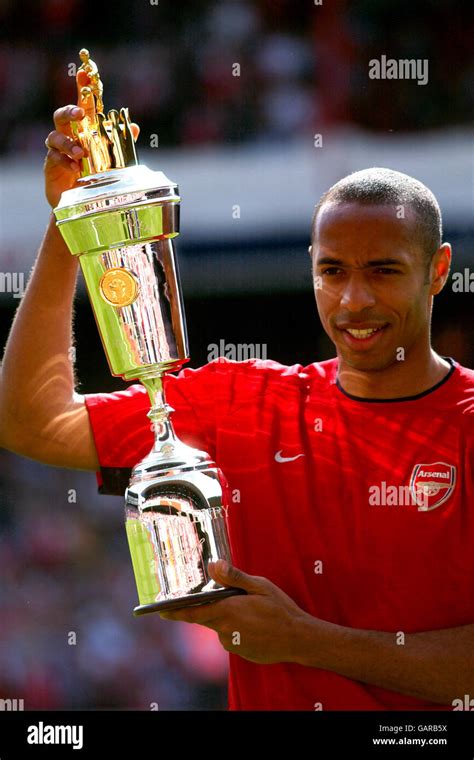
[54, 164, 180, 217]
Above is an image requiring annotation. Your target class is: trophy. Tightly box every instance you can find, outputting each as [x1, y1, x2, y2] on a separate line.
[54, 50, 243, 613]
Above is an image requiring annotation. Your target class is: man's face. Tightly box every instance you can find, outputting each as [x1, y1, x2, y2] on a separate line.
[312, 202, 435, 372]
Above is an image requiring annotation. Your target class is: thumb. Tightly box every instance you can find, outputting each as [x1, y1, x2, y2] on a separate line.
[208, 559, 266, 593]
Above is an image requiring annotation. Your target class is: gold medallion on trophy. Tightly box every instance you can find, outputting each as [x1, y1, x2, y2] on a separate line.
[99, 268, 139, 307]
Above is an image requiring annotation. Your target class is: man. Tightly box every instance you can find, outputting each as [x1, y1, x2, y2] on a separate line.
[1, 105, 473, 711]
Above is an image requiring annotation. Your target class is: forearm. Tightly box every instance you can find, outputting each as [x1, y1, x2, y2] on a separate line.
[294, 614, 474, 705]
[0, 215, 79, 443]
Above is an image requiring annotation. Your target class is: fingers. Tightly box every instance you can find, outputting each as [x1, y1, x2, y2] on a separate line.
[48, 106, 87, 163]
[208, 560, 268, 594]
[53, 105, 84, 136]
[52, 104, 139, 144]
[45, 130, 84, 160]
[44, 148, 81, 174]
[160, 600, 227, 627]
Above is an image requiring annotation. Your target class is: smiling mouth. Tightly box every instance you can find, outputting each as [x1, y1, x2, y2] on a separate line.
[335, 324, 389, 347]
[344, 326, 385, 339]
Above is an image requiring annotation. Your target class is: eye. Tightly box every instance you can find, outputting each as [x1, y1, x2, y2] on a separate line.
[321, 267, 344, 276]
[373, 268, 399, 274]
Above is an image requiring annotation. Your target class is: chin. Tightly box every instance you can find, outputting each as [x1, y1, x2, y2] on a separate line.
[338, 350, 398, 373]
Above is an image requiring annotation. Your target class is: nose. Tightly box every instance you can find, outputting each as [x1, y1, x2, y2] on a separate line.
[340, 273, 376, 312]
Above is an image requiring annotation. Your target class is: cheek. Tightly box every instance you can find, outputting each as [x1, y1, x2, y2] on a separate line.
[404, 297, 430, 328]
[314, 289, 329, 324]
[315, 284, 340, 323]
[386, 287, 429, 332]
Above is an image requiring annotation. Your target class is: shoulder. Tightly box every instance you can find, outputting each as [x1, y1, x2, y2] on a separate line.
[83, 383, 148, 414]
[163, 357, 338, 414]
[83, 357, 339, 413]
[450, 363, 474, 417]
[188, 356, 339, 389]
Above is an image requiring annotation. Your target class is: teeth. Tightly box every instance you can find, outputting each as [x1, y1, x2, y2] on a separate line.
[346, 327, 380, 339]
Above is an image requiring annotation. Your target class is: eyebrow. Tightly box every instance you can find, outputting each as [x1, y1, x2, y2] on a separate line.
[316, 256, 405, 267]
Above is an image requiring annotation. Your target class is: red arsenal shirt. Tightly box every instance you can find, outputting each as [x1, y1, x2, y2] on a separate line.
[84, 357, 474, 711]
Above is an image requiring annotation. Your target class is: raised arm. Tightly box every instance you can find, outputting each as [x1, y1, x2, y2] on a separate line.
[0, 105, 100, 470]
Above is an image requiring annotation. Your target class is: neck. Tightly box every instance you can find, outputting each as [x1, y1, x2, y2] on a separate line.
[337, 348, 452, 400]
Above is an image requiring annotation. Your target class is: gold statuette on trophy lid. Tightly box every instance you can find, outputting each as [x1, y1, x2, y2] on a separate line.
[72, 48, 138, 176]
[77, 48, 104, 112]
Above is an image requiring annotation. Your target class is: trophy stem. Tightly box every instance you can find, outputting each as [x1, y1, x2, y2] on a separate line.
[140, 374, 180, 456]
[141, 373, 165, 411]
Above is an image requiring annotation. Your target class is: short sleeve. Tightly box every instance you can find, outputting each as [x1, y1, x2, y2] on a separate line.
[84, 359, 234, 495]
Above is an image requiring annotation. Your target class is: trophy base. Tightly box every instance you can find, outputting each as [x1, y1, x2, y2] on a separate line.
[133, 587, 246, 616]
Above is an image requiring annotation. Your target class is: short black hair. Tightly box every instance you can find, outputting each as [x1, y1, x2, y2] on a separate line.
[311, 167, 442, 263]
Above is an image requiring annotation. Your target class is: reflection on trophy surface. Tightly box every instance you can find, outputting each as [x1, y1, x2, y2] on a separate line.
[53, 50, 242, 614]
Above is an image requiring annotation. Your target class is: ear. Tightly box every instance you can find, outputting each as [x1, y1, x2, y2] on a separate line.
[429, 243, 451, 295]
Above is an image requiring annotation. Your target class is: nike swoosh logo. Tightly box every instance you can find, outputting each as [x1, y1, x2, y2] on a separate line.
[274, 450, 305, 463]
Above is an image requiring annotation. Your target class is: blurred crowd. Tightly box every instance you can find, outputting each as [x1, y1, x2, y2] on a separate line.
[0, 0, 472, 155]
[0, 451, 229, 709]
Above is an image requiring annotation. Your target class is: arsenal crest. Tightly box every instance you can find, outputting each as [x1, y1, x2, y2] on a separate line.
[409, 462, 456, 511]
